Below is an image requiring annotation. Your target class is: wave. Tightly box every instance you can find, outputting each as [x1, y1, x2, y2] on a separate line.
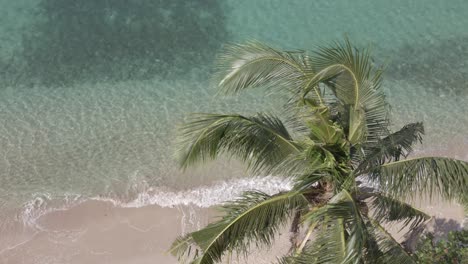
[19, 192, 84, 229]
[17, 176, 293, 229]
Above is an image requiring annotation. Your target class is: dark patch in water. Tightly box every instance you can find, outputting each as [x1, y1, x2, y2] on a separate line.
[387, 37, 468, 96]
[15, 0, 227, 86]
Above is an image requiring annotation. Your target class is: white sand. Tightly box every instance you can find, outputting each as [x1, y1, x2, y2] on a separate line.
[0, 196, 464, 264]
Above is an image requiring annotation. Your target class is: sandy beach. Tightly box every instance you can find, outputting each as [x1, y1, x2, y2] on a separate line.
[0, 195, 464, 264]
[0, 201, 202, 263]
[0, 200, 294, 264]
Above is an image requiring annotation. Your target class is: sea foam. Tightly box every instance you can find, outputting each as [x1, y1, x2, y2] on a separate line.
[18, 176, 293, 228]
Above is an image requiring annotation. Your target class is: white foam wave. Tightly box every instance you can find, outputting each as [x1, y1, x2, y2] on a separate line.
[19, 193, 84, 229]
[18, 176, 293, 228]
[96, 176, 293, 208]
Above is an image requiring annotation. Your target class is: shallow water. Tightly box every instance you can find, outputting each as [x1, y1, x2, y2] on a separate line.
[0, 0, 467, 263]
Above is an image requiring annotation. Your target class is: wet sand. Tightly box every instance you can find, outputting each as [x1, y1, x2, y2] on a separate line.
[0, 196, 464, 264]
[0, 201, 215, 264]
[0, 200, 291, 264]
[0, 201, 296, 264]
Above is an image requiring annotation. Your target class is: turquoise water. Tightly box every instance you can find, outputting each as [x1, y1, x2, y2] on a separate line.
[0, 0, 467, 219]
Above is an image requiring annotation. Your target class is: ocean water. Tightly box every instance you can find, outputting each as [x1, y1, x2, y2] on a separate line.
[0, 0, 467, 240]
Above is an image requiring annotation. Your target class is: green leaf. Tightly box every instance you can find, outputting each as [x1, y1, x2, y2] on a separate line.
[276, 245, 313, 264]
[357, 122, 424, 173]
[369, 157, 468, 201]
[275, 140, 329, 184]
[215, 41, 313, 95]
[414, 230, 468, 263]
[177, 113, 298, 174]
[305, 38, 390, 146]
[369, 193, 430, 229]
[348, 105, 367, 144]
[304, 219, 347, 264]
[169, 234, 198, 262]
[301, 64, 344, 105]
[367, 218, 416, 264]
[302, 190, 368, 263]
[277, 219, 346, 264]
[183, 191, 308, 264]
[300, 101, 347, 146]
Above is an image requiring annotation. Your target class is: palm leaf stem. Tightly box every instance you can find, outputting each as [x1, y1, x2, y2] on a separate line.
[296, 221, 317, 255]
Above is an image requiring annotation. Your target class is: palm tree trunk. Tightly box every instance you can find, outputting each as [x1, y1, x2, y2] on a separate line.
[402, 217, 434, 253]
[289, 210, 302, 252]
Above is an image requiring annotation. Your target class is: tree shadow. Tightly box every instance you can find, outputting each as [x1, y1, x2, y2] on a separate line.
[402, 217, 462, 252]
[6, 0, 228, 86]
[429, 217, 462, 239]
[386, 36, 468, 97]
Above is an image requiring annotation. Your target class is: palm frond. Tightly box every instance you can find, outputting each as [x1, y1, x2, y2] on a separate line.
[299, 219, 347, 264]
[214, 41, 313, 95]
[347, 105, 367, 145]
[277, 222, 346, 264]
[276, 242, 314, 264]
[312, 38, 384, 108]
[177, 113, 299, 174]
[178, 191, 308, 264]
[292, 172, 329, 192]
[366, 218, 416, 264]
[274, 138, 329, 178]
[369, 157, 468, 201]
[304, 38, 390, 146]
[276, 139, 346, 191]
[299, 99, 348, 146]
[357, 122, 424, 173]
[362, 221, 384, 262]
[169, 234, 199, 263]
[369, 193, 430, 229]
[300, 65, 346, 106]
[303, 190, 367, 263]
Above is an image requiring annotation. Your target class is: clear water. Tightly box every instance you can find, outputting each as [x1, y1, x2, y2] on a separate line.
[0, 0, 467, 218]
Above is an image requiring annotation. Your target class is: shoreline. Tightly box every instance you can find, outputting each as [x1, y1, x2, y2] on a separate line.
[0, 146, 466, 263]
[0, 200, 205, 264]
[0, 191, 465, 263]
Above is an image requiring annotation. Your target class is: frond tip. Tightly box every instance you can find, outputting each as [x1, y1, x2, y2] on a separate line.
[370, 157, 468, 201]
[366, 219, 416, 264]
[215, 41, 312, 94]
[369, 193, 430, 229]
[169, 235, 198, 262]
[358, 122, 424, 173]
[307, 38, 390, 146]
[177, 113, 298, 174]
[176, 191, 308, 264]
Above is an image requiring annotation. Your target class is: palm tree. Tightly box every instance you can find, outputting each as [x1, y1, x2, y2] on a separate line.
[169, 39, 468, 264]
